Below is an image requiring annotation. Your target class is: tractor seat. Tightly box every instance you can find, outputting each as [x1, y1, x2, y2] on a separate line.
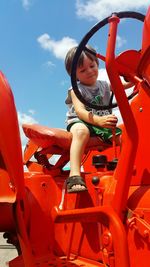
[23, 123, 111, 153]
[22, 124, 112, 171]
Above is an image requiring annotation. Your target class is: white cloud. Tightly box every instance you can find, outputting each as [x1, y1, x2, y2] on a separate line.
[116, 35, 127, 48]
[18, 111, 38, 125]
[28, 109, 36, 115]
[37, 34, 78, 60]
[17, 111, 38, 148]
[45, 61, 55, 68]
[76, 0, 149, 21]
[98, 68, 109, 81]
[21, 0, 32, 10]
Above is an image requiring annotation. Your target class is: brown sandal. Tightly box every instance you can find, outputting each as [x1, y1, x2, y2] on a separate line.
[66, 176, 87, 193]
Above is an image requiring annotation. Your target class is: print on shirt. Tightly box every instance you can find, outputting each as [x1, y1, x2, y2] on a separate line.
[90, 95, 112, 116]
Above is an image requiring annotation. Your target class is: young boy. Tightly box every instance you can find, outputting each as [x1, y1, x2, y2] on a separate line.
[65, 45, 132, 193]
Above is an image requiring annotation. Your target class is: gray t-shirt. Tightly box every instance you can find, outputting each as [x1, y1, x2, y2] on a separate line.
[65, 80, 112, 126]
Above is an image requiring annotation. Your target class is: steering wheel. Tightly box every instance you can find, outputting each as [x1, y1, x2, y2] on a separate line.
[71, 11, 145, 110]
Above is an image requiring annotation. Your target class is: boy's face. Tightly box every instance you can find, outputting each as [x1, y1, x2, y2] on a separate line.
[76, 55, 98, 86]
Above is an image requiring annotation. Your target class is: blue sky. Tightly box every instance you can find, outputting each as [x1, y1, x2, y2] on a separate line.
[0, 0, 149, 146]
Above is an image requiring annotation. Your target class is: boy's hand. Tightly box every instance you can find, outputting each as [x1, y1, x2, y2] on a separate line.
[96, 114, 118, 128]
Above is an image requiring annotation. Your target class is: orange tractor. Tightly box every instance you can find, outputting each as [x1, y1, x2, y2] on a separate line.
[0, 6, 150, 267]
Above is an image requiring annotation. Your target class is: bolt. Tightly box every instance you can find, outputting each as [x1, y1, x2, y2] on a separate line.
[92, 176, 100, 185]
[41, 181, 47, 188]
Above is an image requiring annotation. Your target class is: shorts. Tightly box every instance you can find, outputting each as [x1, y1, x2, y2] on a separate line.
[67, 120, 122, 144]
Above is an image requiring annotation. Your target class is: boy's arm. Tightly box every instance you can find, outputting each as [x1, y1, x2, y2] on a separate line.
[110, 79, 134, 91]
[122, 80, 134, 89]
[71, 90, 118, 129]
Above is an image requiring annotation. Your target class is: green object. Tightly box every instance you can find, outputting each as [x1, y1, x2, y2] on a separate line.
[67, 120, 122, 143]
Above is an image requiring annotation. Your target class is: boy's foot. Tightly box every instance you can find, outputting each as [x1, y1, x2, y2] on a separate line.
[66, 176, 87, 193]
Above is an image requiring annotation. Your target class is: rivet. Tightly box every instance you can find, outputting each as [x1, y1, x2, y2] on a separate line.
[41, 181, 47, 188]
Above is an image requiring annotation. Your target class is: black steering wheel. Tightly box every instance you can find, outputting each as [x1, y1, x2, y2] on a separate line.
[71, 11, 145, 110]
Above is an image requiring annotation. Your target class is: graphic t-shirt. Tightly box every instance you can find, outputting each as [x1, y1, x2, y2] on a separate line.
[65, 80, 112, 126]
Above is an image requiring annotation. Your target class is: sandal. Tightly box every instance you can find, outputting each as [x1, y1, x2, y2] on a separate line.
[66, 176, 88, 193]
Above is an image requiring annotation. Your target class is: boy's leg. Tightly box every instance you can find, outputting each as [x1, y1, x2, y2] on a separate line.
[67, 123, 90, 192]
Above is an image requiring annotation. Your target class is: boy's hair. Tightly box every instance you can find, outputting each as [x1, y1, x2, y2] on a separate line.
[65, 45, 99, 76]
